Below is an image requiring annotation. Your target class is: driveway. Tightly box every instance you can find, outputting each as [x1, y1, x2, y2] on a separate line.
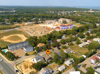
[62, 68, 75, 74]
[52, 67, 58, 74]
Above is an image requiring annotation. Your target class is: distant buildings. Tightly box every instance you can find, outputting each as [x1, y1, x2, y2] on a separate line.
[60, 24, 76, 30]
[58, 18, 72, 23]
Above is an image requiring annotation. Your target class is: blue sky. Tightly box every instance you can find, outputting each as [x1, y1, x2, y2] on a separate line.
[0, 0, 100, 6]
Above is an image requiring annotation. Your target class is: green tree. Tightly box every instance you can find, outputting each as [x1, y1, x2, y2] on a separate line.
[86, 67, 94, 74]
[60, 50, 68, 59]
[60, 39, 66, 44]
[88, 41, 99, 50]
[76, 38, 80, 44]
[33, 61, 47, 70]
[53, 52, 59, 63]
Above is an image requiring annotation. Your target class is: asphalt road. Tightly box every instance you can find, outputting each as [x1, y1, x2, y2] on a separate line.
[0, 55, 16, 74]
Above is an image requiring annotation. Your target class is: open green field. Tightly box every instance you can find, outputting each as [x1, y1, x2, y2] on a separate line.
[69, 44, 88, 55]
[0, 30, 29, 48]
[7, 35, 22, 41]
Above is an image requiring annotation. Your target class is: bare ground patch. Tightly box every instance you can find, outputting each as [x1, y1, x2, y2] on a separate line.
[1, 34, 27, 43]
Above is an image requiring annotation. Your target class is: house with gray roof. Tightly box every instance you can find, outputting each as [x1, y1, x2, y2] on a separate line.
[23, 45, 34, 53]
[38, 68, 53, 74]
[58, 65, 66, 71]
[34, 55, 44, 63]
[8, 41, 29, 51]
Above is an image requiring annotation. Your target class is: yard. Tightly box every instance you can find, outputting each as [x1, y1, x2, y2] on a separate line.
[63, 64, 73, 72]
[46, 63, 58, 69]
[68, 44, 88, 55]
[68, 53, 80, 58]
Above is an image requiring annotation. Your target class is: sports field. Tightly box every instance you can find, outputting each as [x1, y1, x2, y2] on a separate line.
[0, 30, 29, 47]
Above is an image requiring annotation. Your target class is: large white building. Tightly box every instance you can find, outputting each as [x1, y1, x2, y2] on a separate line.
[58, 18, 72, 23]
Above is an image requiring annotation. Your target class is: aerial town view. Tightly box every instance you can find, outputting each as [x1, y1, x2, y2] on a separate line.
[0, 0, 100, 74]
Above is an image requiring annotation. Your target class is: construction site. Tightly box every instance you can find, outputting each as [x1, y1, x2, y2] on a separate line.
[21, 25, 51, 36]
[17, 57, 36, 74]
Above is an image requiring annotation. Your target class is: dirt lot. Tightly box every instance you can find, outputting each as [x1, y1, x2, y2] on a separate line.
[10, 49, 25, 57]
[17, 60, 36, 74]
[1, 34, 27, 43]
[21, 25, 51, 36]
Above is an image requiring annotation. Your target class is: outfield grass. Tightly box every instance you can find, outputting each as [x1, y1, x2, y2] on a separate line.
[68, 44, 88, 55]
[0, 40, 11, 48]
[46, 63, 58, 69]
[7, 35, 22, 41]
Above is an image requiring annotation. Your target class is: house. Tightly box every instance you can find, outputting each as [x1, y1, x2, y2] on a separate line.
[82, 55, 86, 59]
[70, 71, 81, 74]
[87, 39, 93, 44]
[65, 58, 74, 66]
[54, 50, 60, 56]
[79, 42, 88, 47]
[48, 40, 54, 44]
[58, 65, 66, 71]
[57, 39, 62, 42]
[96, 23, 100, 27]
[64, 48, 74, 53]
[58, 18, 72, 23]
[38, 68, 53, 74]
[60, 25, 68, 29]
[34, 55, 44, 63]
[96, 53, 100, 59]
[8, 41, 30, 51]
[93, 38, 100, 44]
[61, 35, 69, 39]
[23, 45, 34, 53]
[42, 54, 52, 62]
[90, 56, 99, 64]
[94, 68, 100, 74]
[37, 43, 45, 48]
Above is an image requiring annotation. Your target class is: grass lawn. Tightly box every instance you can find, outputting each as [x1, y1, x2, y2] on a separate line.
[7, 35, 22, 41]
[68, 44, 88, 55]
[0, 69, 3, 74]
[68, 53, 80, 58]
[46, 63, 58, 69]
[0, 40, 11, 48]
[27, 51, 36, 55]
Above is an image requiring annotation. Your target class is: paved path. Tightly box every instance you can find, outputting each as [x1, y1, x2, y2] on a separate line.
[0, 55, 16, 74]
[13, 51, 47, 65]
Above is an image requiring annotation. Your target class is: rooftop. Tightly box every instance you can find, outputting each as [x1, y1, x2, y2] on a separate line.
[95, 68, 100, 73]
[37, 43, 45, 47]
[91, 56, 99, 61]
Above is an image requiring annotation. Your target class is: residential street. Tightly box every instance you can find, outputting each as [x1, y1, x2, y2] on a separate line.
[0, 55, 16, 74]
